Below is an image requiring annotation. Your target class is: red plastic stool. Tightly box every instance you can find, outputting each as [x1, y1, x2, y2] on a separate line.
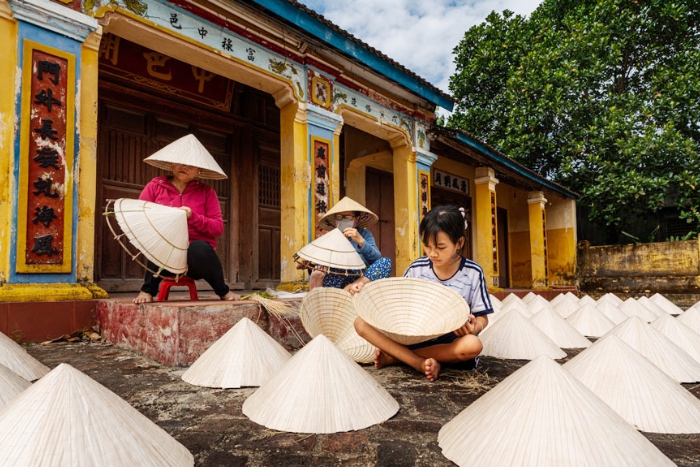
[157, 276, 199, 301]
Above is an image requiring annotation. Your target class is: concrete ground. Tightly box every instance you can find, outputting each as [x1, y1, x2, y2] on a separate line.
[24, 336, 700, 467]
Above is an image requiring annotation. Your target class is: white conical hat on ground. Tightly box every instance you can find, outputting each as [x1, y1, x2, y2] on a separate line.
[0, 332, 49, 381]
[564, 334, 700, 434]
[298, 288, 374, 363]
[143, 134, 227, 180]
[353, 277, 470, 345]
[553, 297, 579, 319]
[595, 300, 630, 325]
[649, 293, 684, 315]
[479, 309, 566, 360]
[650, 314, 700, 364]
[597, 292, 623, 306]
[488, 294, 502, 307]
[618, 298, 661, 322]
[499, 298, 533, 318]
[0, 363, 193, 466]
[565, 303, 616, 338]
[577, 295, 597, 307]
[549, 292, 570, 307]
[108, 198, 189, 275]
[318, 196, 379, 231]
[242, 335, 398, 433]
[182, 318, 291, 388]
[529, 307, 591, 349]
[438, 355, 675, 467]
[527, 295, 553, 314]
[501, 293, 524, 307]
[294, 228, 366, 271]
[605, 316, 700, 383]
[0, 363, 31, 408]
[521, 291, 538, 304]
[637, 296, 668, 318]
[677, 306, 700, 335]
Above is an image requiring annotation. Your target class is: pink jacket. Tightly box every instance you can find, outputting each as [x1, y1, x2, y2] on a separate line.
[139, 176, 224, 249]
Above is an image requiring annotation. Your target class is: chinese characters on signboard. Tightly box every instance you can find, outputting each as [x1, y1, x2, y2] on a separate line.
[25, 50, 68, 265]
[313, 138, 330, 238]
[433, 169, 469, 195]
[491, 192, 498, 275]
[419, 171, 430, 219]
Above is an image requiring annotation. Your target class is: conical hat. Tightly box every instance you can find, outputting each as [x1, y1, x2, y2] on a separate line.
[618, 298, 661, 322]
[649, 293, 684, 315]
[109, 198, 189, 274]
[564, 334, 700, 434]
[242, 335, 398, 433]
[319, 196, 378, 231]
[597, 292, 623, 306]
[0, 363, 31, 408]
[638, 296, 667, 317]
[553, 296, 579, 319]
[595, 300, 629, 324]
[295, 228, 366, 270]
[605, 316, 700, 383]
[678, 307, 700, 334]
[521, 291, 538, 304]
[650, 314, 700, 364]
[181, 318, 291, 388]
[527, 295, 553, 314]
[0, 331, 49, 381]
[529, 307, 591, 349]
[0, 363, 194, 466]
[353, 277, 470, 345]
[143, 134, 227, 180]
[565, 303, 616, 338]
[479, 309, 566, 360]
[577, 294, 597, 307]
[298, 288, 374, 363]
[498, 297, 533, 318]
[438, 355, 675, 467]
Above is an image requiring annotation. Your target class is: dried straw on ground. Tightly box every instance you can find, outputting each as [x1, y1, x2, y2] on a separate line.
[294, 228, 366, 271]
[108, 198, 189, 275]
[606, 316, 700, 383]
[298, 288, 374, 363]
[479, 309, 566, 360]
[0, 363, 30, 408]
[650, 293, 684, 315]
[182, 318, 291, 388]
[353, 277, 470, 345]
[0, 331, 49, 381]
[0, 363, 193, 466]
[242, 335, 398, 433]
[529, 307, 591, 349]
[650, 314, 700, 364]
[438, 355, 675, 467]
[565, 304, 616, 338]
[678, 307, 700, 335]
[143, 133, 227, 179]
[564, 334, 700, 434]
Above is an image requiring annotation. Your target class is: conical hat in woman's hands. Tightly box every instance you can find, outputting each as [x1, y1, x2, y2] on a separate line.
[143, 134, 227, 180]
[353, 277, 470, 345]
[108, 198, 189, 274]
[294, 228, 366, 271]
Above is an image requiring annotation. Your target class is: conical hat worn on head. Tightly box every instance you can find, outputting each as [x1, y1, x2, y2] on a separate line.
[109, 198, 189, 274]
[294, 228, 366, 271]
[143, 134, 227, 180]
[319, 196, 378, 231]
[353, 277, 470, 345]
[299, 288, 374, 363]
[0, 363, 194, 467]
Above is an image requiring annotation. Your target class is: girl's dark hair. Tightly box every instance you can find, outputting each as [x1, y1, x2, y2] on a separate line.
[419, 205, 466, 249]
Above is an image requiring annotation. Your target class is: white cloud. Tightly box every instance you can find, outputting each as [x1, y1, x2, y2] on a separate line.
[297, 0, 542, 95]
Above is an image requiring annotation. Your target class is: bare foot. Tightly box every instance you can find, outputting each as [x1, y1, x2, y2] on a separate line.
[133, 291, 153, 304]
[374, 349, 398, 369]
[221, 291, 240, 301]
[421, 358, 441, 382]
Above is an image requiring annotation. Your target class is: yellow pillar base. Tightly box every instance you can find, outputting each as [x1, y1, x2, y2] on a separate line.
[0, 283, 108, 302]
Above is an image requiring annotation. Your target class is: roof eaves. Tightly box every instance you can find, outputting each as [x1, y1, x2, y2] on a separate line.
[246, 0, 455, 111]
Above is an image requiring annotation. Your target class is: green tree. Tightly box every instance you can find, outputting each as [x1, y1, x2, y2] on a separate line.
[448, 0, 700, 242]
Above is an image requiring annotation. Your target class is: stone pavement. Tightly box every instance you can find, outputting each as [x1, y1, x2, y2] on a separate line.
[24, 339, 700, 467]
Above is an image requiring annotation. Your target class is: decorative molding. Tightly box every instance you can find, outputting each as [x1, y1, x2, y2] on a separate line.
[307, 105, 342, 132]
[9, 0, 98, 41]
[415, 149, 437, 168]
[0, 0, 14, 20]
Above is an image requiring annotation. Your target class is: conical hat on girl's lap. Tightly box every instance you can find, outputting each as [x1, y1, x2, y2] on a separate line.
[294, 228, 366, 271]
[143, 134, 227, 180]
[353, 277, 470, 345]
[108, 198, 189, 275]
[319, 196, 378, 231]
[298, 287, 374, 363]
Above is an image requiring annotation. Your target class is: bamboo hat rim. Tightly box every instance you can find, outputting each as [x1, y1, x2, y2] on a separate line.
[294, 228, 366, 271]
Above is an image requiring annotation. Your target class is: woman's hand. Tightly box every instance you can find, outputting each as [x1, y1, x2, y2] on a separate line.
[179, 206, 193, 219]
[342, 227, 364, 247]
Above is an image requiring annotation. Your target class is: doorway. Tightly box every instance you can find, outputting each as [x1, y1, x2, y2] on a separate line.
[364, 168, 396, 276]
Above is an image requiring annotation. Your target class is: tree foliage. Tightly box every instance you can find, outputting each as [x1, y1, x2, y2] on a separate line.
[448, 0, 700, 242]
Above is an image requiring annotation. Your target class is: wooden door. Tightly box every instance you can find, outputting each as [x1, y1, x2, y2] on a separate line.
[364, 168, 396, 276]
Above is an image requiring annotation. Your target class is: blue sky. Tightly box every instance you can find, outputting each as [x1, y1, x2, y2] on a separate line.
[296, 0, 542, 96]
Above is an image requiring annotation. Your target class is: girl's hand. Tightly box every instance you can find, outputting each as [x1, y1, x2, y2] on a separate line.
[453, 314, 477, 336]
[342, 228, 364, 247]
[179, 206, 192, 219]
